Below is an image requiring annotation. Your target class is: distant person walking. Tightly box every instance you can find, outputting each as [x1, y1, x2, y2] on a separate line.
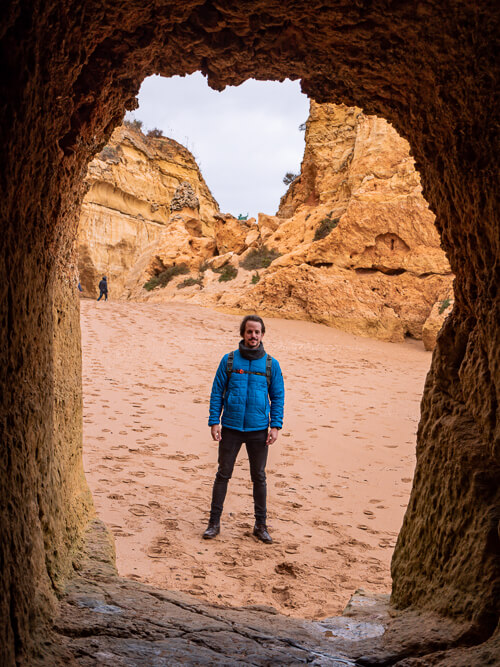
[203, 315, 285, 544]
[97, 276, 108, 301]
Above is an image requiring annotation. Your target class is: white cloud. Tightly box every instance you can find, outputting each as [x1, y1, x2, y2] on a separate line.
[128, 73, 309, 218]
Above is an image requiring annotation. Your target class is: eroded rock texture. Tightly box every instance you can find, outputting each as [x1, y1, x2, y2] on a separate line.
[78, 126, 219, 297]
[95, 103, 453, 342]
[218, 101, 454, 342]
[0, 1, 498, 664]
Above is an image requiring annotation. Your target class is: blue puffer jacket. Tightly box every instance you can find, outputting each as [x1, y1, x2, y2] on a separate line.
[209, 349, 285, 432]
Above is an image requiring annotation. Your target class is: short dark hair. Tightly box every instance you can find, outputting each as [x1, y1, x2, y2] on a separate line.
[240, 315, 265, 337]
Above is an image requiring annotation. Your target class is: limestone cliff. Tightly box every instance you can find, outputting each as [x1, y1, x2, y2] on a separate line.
[79, 104, 453, 345]
[128, 102, 453, 344]
[226, 101, 453, 342]
[77, 125, 219, 297]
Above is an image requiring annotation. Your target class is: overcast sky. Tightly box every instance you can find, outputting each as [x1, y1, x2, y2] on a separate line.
[126, 73, 309, 218]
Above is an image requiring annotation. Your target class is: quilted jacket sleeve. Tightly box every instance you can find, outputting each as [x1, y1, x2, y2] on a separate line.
[269, 358, 285, 429]
[208, 354, 229, 426]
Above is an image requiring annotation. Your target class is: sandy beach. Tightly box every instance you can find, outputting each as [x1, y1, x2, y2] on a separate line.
[80, 299, 430, 619]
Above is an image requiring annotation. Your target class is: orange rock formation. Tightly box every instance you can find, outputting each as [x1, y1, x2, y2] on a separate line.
[77, 125, 219, 297]
[104, 102, 454, 344]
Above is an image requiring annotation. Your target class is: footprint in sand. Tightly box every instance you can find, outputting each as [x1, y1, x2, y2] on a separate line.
[284, 544, 299, 554]
[166, 453, 199, 461]
[110, 526, 133, 538]
[147, 537, 171, 559]
[128, 504, 150, 516]
[275, 562, 300, 578]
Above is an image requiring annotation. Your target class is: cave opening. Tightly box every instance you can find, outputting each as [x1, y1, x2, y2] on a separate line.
[77, 72, 444, 618]
[1, 2, 498, 663]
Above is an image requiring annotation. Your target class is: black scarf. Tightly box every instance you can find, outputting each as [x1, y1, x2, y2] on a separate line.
[239, 340, 266, 361]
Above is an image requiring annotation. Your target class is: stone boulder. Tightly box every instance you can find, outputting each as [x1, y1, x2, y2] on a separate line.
[218, 263, 452, 343]
[145, 213, 216, 274]
[257, 213, 280, 242]
[214, 213, 259, 255]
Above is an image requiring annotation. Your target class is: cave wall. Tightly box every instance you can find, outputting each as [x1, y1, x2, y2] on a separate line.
[0, 0, 498, 661]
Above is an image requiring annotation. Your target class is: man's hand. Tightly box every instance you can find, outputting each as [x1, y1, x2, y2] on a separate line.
[267, 427, 279, 445]
[211, 424, 222, 441]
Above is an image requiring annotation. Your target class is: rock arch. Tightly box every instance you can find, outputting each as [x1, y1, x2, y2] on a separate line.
[0, 1, 498, 662]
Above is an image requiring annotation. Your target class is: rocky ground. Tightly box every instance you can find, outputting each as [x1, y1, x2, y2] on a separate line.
[47, 519, 489, 666]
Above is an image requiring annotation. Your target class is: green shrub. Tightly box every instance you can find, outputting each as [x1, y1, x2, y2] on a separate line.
[438, 296, 452, 314]
[99, 146, 120, 162]
[143, 264, 189, 291]
[124, 118, 143, 131]
[313, 212, 340, 241]
[147, 127, 164, 138]
[198, 260, 210, 273]
[177, 276, 203, 289]
[283, 171, 298, 186]
[213, 264, 238, 282]
[251, 272, 260, 284]
[240, 246, 281, 271]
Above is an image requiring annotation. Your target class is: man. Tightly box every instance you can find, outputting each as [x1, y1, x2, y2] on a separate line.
[204, 315, 285, 544]
[97, 276, 108, 301]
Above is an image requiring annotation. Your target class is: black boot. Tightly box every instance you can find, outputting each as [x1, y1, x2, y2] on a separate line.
[203, 522, 220, 539]
[253, 524, 272, 544]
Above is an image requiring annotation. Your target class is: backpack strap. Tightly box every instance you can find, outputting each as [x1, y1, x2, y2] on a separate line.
[224, 351, 234, 395]
[225, 351, 272, 391]
[266, 354, 272, 388]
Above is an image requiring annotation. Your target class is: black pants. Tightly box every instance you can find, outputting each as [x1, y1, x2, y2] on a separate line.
[97, 290, 107, 301]
[209, 427, 268, 524]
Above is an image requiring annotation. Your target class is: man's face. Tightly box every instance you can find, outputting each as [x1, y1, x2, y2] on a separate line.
[243, 321, 263, 348]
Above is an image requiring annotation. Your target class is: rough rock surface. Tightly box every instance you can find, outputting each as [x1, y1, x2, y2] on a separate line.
[170, 180, 201, 212]
[78, 126, 219, 298]
[221, 263, 451, 342]
[45, 521, 498, 667]
[0, 2, 498, 665]
[422, 297, 454, 351]
[224, 102, 453, 342]
[122, 102, 454, 343]
[144, 212, 215, 274]
[214, 213, 258, 255]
